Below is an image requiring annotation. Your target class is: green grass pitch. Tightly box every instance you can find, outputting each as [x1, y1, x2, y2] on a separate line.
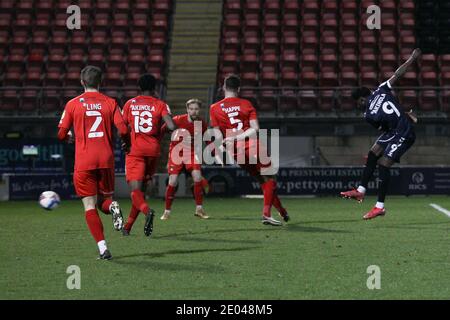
[1, 196, 450, 299]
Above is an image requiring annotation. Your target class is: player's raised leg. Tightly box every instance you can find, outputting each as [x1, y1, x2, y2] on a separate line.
[192, 169, 209, 219]
[96, 168, 123, 231]
[162, 174, 178, 220]
[341, 143, 383, 202]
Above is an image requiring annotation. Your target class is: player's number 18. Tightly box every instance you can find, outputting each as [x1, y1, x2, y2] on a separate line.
[132, 110, 153, 133]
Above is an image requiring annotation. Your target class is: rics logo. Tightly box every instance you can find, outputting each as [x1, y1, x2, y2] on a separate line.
[412, 172, 424, 184]
[409, 172, 427, 191]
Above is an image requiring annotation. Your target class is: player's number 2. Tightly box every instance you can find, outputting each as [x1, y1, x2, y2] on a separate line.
[132, 110, 153, 133]
[86, 111, 104, 138]
[228, 111, 243, 132]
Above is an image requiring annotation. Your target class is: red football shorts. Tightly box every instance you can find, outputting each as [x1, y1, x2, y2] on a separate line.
[167, 154, 201, 175]
[125, 155, 158, 183]
[73, 168, 115, 198]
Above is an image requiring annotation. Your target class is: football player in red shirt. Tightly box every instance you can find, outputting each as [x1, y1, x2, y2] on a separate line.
[57, 66, 130, 260]
[121, 74, 176, 236]
[160, 98, 210, 220]
[209, 74, 289, 226]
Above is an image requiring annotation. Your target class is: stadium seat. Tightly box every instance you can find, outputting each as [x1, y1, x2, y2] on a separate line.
[258, 90, 277, 111]
[399, 90, 418, 109]
[279, 91, 298, 112]
[420, 90, 439, 111]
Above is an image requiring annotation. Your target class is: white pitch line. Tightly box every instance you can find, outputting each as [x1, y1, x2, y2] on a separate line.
[429, 203, 450, 218]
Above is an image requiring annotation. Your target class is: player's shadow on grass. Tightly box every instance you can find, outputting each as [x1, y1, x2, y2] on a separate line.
[154, 235, 261, 245]
[285, 222, 351, 234]
[112, 246, 261, 262]
[110, 259, 226, 272]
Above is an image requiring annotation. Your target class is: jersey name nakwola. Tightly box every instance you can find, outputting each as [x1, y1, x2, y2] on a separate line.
[222, 106, 240, 113]
[130, 105, 155, 111]
[369, 93, 386, 115]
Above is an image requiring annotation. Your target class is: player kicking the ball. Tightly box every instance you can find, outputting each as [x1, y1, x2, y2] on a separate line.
[160, 98, 209, 220]
[121, 74, 176, 236]
[210, 74, 289, 226]
[58, 66, 130, 260]
[340, 48, 421, 220]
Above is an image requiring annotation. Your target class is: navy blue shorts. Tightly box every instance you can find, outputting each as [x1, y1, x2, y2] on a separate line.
[376, 132, 415, 163]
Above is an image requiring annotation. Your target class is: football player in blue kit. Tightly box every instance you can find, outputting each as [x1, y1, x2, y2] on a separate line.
[340, 48, 421, 220]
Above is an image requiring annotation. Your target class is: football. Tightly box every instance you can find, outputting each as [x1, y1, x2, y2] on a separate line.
[38, 191, 61, 211]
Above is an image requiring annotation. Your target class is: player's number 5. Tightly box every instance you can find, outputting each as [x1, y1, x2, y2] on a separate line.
[132, 110, 153, 133]
[228, 111, 243, 132]
[86, 111, 104, 138]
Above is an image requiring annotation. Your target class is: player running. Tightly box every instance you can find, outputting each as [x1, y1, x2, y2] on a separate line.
[210, 74, 289, 226]
[340, 48, 421, 220]
[121, 74, 176, 236]
[160, 98, 209, 220]
[57, 66, 129, 260]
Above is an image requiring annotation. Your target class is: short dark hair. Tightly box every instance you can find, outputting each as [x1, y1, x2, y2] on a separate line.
[351, 87, 371, 100]
[224, 74, 240, 91]
[138, 74, 157, 92]
[81, 66, 102, 88]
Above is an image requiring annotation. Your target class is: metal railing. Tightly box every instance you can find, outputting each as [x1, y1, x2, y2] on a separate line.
[1, 85, 449, 118]
[210, 86, 450, 116]
[0, 85, 167, 117]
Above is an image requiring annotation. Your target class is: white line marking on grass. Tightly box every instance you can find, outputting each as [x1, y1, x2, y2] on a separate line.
[429, 203, 450, 218]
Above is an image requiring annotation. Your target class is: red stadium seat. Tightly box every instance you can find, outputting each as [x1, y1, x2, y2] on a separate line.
[283, 0, 300, 13]
[245, 0, 262, 14]
[260, 68, 278, 86]
[224, 0, 242, 14]
[282, 14, 299, 31]
[298, 90, 318, 111]
[20, 89, 39, 112]
[441, 72, 450, 86]
[279, 91, 298, 112]
[264, 1, 280, 14]
[440, 55, 450, 72]
[303, 1, 320, 14]
[399, 90, 418, 109]
[258, 90, 277, 111]
[300, 71, 318, 86]
[340, 89, 356, 111]
[241, 71, 258, 86]
[319, 90, 336, 111]
[1, 89, 18, 111]
[421, 71, 438, 86]
[420, 90, 439, 111]
[280, 68, 298, 86]
[442, 90, 450, 112]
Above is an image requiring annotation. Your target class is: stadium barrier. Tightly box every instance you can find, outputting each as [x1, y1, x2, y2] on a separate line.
[2, 167, 450, 201]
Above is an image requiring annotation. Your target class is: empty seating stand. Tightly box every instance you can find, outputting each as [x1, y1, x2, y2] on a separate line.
[0, 0, 173, 115]
[217, 0, 446, 114]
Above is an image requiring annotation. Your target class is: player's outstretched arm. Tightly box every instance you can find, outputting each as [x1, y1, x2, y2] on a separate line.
[162, 114, 177, 131]
[387, 48, 421, 87]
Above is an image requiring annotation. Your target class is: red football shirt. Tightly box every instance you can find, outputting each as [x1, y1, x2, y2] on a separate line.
[58, 91, 128, 171]
[209, 97, 258, 137]
[163, 114, 207, 157]
[122, 95, 170, 157]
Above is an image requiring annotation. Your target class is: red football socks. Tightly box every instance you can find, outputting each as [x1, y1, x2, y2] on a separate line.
[165, 185, 176, 210]
[85, 209, 105, 243]
[124, 205, 140, 231]
[272, 195, 287, 215]
[100, 198, 113, 215]
[261, 180, 276, 217]
[131, 190, 149, 215]
[194, 182, 203, 206]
